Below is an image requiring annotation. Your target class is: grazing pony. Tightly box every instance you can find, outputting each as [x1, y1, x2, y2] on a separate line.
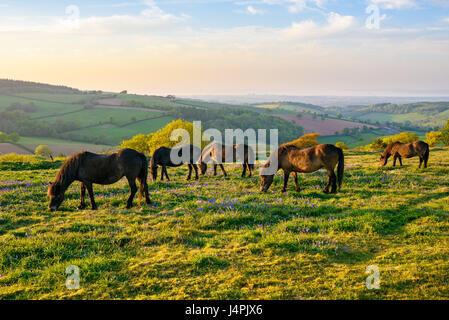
[380, 141, 429, 168]
[47, 148, 150, 211]
[198, 142, 255, 177]
[260, 144, 344, 194]
[150, 144, 201, 181]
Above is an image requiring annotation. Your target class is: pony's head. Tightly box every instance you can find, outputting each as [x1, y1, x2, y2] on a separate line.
[47, 182, 65, 211]
[150, 165, 158, 181]
[259, 173, 274, 192]
[199, 162, 207, 175]
[379, 153, 390, 166]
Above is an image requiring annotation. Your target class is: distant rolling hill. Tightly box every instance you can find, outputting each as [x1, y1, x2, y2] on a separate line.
[0, 80, 304, 154]
[329, 102, 449, 129]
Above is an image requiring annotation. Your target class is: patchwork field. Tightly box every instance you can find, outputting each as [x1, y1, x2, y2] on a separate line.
[275, 113, 377, 136]
[0, 149, 448, 299]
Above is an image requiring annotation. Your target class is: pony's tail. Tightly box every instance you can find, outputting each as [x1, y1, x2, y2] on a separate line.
[138, 154, 149, 202]
[337, 147, 344, 191]
[424, 143, 430, 166]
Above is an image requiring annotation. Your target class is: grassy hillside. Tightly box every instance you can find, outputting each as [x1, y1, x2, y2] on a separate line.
[0, 149, 448, 299]
[318, 129, 427, 149]
[331, 102, 449, 129]
[0, 80, 305, 148]
[254, 102, 325, 114]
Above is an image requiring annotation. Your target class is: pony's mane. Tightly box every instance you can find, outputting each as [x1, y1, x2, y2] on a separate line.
[201, 142, 222, 161]
[383, 141, 403, 155]
[263, 145, 299, 168]
[49, 151, 87, 194]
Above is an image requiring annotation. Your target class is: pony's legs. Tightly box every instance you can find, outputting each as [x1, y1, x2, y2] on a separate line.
[85, 182, 98, 210]
[330, 171, 337, 193]
[137, 177, 151, 205]
[126, 178, 138, 209]
[282, 171, 290, 193]
[323, 170, 337, 194]
[160, 166, 165, 181]
[294, 172, 301, 192]
[78, 182, 86, 209]
[248, 163, 252, 177]
[219, 164, 227, 177]
[192, 164, 199, 180]
[419, 157, 423, 168]
[163, 166, 170, 181]
[424, 153, 429, 168]
[399, 157, 403, 166]
[214, 164, 218, 176]
[393, 156, 397, 167]
[241, 163, 247, 177]
[187, 164, 192, 180]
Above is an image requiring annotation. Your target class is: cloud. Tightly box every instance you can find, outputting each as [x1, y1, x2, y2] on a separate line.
[282, 12, 356, 40]
[246, 5, 265, 14]
[237, 0, 326, 13]
[0, 0, 188, 34]
[369, 0, 416, 9]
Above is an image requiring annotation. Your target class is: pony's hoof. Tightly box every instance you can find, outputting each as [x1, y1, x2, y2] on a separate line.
[323, 190, 330, 194]
[78, 205, 86, 210]
[91, 206, 98, 210]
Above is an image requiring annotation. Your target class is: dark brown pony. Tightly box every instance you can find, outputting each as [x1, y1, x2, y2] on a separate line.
[198, 142, 255, 177]
[47, 148, 150, 211]
[380, 141, 429, 168]
[150, 144, 201, 181]
[260, 144, 344, 194]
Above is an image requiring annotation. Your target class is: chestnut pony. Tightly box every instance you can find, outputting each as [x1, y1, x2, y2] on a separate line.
[260, 144, 344, 194]
[380, 141, 429, 168]
[198, 142, 255, 177]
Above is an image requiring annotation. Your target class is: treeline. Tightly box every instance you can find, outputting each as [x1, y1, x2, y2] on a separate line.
[348, 102, 449, 116]
[168, 106, 304, 144]
[0, 79, 80, 94]
[0, 110, 81, 138]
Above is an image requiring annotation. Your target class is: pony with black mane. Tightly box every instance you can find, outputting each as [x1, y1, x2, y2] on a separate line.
[198, 142, 255, 177]
[150, 144, 201, 181]
[260, 144, 344, 194]
[47, 148, 150, 211]
[380, 141, 429, 168]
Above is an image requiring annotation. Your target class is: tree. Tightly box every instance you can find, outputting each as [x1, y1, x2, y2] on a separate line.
[0, 131, 8, 142]
[0, 131, 20, 143]
[425, 131, 443, 147]
[296, 113, 303, 119]
[337, 113, 343, 119]
[8, 132, 20, 142]
[120, 133, 153, 155]
[35, 145, 53, 159]
[382, 132, 418, 145]
[282, 133, 321, 148]
[440, 120, 449, 146]
[147, 119, 209, 154]
[335, 142, 348, 150]
[342, 128, 350, 135]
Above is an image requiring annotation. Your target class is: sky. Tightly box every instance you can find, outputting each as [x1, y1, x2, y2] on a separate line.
[0, 0, 449, 96]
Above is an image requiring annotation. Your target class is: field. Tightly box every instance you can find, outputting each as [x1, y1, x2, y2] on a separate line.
[0, 91, 177, 147]
[318, 129, 427, 149]
[0, 149, 448, 299]
[275, 113, 377, 136]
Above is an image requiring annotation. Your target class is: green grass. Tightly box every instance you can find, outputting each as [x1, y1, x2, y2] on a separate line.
[50, 108, 162, 127]
[1, 149, 448, 299]
[62, 116, 175, 145]
[319, 129, 427, 149]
